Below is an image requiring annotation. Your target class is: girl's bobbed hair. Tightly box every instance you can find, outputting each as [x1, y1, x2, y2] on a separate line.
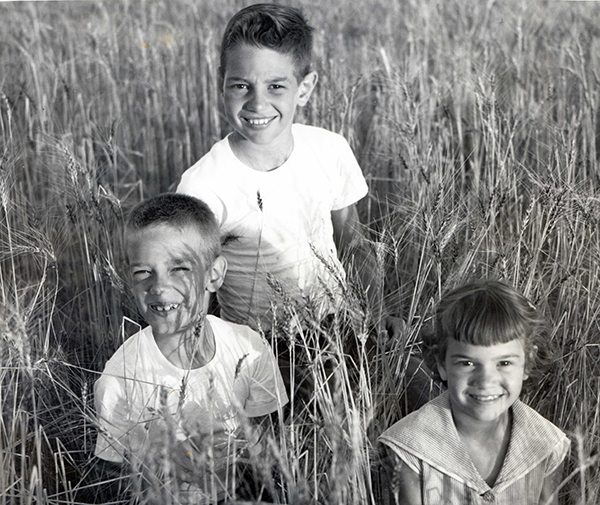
[423, 279, 548, 383]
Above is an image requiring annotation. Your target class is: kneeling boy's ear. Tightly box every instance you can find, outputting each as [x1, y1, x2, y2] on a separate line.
[206, 255, 227, 293]
[297, 71, 318, 107]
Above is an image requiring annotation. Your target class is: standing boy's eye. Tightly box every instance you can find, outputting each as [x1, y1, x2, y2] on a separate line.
[498, 360, 513, 367]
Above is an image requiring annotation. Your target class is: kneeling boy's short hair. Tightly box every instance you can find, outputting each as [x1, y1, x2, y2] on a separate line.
[126, 193, 221, 264]
[220, 3, 314, 79]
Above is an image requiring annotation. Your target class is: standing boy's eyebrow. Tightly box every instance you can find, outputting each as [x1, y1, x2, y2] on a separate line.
[225, 75, 293, 82]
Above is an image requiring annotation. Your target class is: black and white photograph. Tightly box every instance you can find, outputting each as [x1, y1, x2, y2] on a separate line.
[1, 0, 599, 503]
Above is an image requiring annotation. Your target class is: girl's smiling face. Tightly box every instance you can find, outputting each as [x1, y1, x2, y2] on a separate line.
[438, 338, 528, 427]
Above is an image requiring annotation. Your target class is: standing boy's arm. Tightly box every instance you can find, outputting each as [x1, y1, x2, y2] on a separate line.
[331, 204, 360, 254]
[332, 204, 388, 320]
[539, 462, 564, 505]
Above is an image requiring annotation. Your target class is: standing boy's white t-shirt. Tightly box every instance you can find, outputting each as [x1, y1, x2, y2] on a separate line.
[177, 124, 368, 331]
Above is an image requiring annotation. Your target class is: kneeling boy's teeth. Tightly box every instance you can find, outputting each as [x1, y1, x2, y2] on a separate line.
[153, 304, 179, 312]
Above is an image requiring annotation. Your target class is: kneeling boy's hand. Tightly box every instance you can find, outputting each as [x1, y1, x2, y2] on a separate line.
[172, 428, 238, 484]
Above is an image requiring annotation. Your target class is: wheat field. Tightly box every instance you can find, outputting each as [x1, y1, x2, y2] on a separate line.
[1, 0, 600, 503]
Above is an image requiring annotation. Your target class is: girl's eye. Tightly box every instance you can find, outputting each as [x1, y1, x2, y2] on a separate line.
[458, 360, 474, 367]
[499, 360, 513, 367]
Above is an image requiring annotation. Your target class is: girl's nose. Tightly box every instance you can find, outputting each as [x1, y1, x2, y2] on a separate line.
[471, 365, 499, 387]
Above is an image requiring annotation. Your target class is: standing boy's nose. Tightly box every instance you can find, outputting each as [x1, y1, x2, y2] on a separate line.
[246, 88, 268, 112]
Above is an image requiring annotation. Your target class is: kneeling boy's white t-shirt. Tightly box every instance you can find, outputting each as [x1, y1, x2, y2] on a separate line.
[177, 124, 368, 330]
[94, 315, 288, 502]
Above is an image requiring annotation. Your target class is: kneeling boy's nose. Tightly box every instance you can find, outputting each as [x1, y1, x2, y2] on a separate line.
[148, 273, 169, 295]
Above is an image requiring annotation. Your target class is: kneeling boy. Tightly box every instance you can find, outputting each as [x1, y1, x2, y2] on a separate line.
[94, 193, 288, 504]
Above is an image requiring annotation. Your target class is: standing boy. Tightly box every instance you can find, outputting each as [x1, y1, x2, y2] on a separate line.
[94, 194, 288, 504]
[177, 3, 369, 332]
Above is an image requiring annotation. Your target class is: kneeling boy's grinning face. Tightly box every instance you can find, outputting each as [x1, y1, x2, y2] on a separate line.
[438, 338, 528, 425]
[222, 44, 316, 152]
[127, 223, 211, 340]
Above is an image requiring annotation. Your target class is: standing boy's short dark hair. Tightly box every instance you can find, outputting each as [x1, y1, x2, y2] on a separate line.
[219, 3, 314, 79]
[126, 193, 221, 265]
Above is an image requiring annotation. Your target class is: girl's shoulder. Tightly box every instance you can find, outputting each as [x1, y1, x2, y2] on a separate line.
[510, 400, 570, 462]
[512, 400, 568, 443]
[378, 392, 452, 451]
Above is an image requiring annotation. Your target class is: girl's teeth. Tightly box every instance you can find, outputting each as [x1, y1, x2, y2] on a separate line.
[471, 394, 501, 402]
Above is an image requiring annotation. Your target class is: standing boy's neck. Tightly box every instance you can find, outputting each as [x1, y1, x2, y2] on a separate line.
[229, 131, 294, 172]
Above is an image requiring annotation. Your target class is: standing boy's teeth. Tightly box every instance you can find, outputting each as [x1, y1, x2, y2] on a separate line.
[246, 118, 271, 125]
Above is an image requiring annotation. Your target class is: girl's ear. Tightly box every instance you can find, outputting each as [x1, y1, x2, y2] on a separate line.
[206, 255, 227, 293]
[297, 70, 318, 107]
[434, 345, 448, 382]
[524, 344, 538, 380]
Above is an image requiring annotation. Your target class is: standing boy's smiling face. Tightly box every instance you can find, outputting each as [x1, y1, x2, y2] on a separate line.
[222, 44, 317, 160]
[127, 223, 212, 341]
[438, 338, 528, 427]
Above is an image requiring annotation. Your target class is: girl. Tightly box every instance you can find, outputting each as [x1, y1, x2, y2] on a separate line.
[379, 280, 570, 504]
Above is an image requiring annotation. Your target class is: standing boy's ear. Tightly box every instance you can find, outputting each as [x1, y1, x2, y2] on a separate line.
[206, 255, 227, 293]
[297, 70, 318, 107]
